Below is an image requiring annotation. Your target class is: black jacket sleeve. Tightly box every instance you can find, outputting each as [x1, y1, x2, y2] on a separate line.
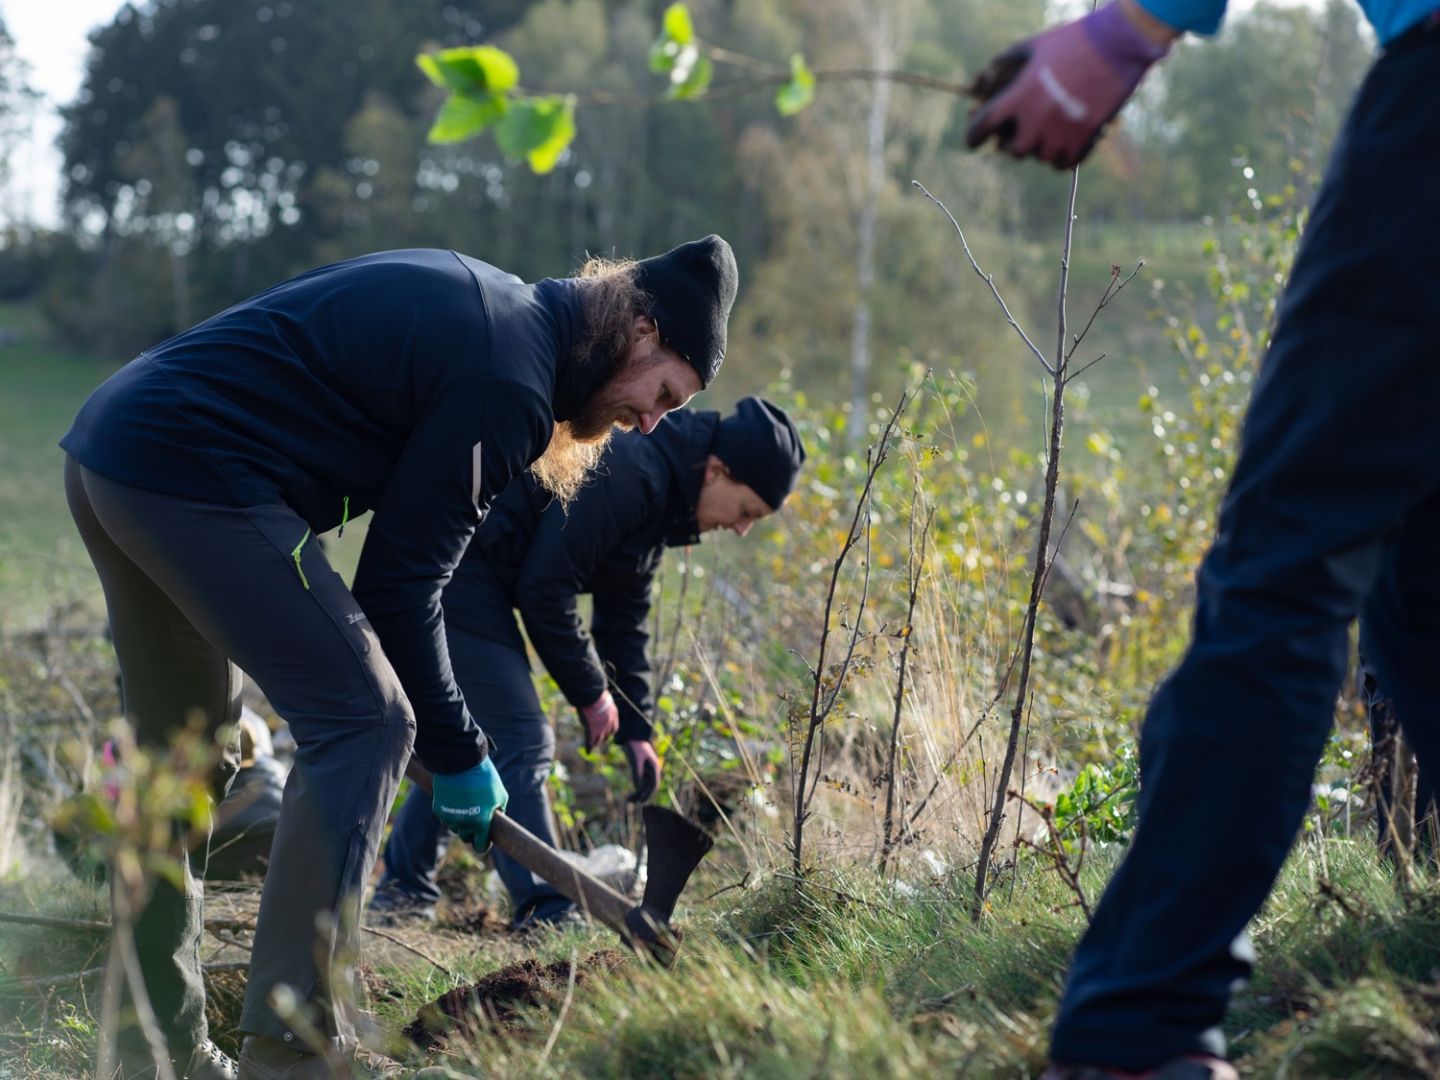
[513, 474, 659, 717]
[352, 377, 549, 773]
[591, 570, 658, 743]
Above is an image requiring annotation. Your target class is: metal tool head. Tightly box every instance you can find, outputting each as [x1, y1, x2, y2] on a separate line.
[622, 805, 714, 965]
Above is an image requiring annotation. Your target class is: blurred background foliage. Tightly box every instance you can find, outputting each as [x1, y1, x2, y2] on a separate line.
[0, 0, 1370, 396]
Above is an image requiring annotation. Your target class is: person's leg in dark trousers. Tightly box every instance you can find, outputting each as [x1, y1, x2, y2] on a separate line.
[1359, 495, 1440, 862]
[68, 460, 415, 1052]
[447, 623, 573, 925]
[65, 458, 243, 1061]
[1050, 35, 1440, 1069]
[378, 785, 447, 905]
[379, 627, 571, 923]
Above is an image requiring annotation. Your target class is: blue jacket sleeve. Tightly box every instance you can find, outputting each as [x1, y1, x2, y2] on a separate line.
[352, 376, 549, 773]
[1137, 0, 1228, 35]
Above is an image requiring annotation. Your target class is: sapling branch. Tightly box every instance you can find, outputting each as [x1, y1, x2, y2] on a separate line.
[969, 165, 1079, 922]
[919, 153, 1140, 922]
[880, 481, 933, 877]
[1069, 353, 1108, 381]
[1010, 789, 1092, 921]
[1065, 262, 1144, 366]
[558, 67, 975, 109]
[912, 180, 1054, 376]
[791, 387, 914, 877]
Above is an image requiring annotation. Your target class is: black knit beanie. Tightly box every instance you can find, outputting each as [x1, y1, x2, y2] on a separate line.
[635, 235, 737, 388]
[712, 397, 806, 511]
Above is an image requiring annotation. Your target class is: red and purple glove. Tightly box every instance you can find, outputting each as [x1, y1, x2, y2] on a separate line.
[966, 1, 1171, 169]
[580, 690, 621, 751]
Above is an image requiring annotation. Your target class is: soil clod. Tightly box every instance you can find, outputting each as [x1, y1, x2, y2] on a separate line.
[404, 950, 627, 1049]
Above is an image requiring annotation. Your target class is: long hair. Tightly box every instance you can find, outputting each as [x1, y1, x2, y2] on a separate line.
[529, 257, 650, 506]
[571, 255, 649, 373]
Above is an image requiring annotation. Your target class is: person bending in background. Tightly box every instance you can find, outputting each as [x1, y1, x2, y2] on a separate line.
[966, 0, 1440, 1076]
[368, 397, 805, 932]
[62, 236, 735, 1080]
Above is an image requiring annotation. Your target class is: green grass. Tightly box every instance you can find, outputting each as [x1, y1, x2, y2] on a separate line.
[397, 844, 1440, 1078]
[0, 301, 373, 629]
[6, 811, 1440, 1077]
[0, 303, 118, 627]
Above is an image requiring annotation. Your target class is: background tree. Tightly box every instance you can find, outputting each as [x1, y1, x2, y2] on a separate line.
[40, 0, 1371, 413]
[0, 14, 43, 298]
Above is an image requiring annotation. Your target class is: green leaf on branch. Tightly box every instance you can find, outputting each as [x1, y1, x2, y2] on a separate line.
[670, 53, 713, 100]
[662, 1, 695, 44]
[776, 53, 815, 116]
[649, 2, 697, 74]
[495, 95, 577, 174]
[416, 45, 520, 95]
[426, 91, 508, 144]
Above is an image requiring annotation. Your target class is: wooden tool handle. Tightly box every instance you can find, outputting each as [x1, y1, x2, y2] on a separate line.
[487, 812, 636, 936]
[403, 757, 636, 939]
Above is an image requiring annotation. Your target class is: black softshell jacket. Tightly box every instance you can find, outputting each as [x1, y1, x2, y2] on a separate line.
[62, 249, 599, 772]
[446, 409, 719, 742]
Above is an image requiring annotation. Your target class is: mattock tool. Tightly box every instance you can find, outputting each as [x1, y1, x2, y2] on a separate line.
[404, 760, 713, 965]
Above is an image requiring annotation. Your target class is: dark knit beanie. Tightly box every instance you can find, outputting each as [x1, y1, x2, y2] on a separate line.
[635, 235, 737, 388]
[712, 397, 806, 511]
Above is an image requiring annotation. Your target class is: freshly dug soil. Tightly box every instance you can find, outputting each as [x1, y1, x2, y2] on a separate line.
[438, 901, 507, 936]
[404, 950, 627, 1049]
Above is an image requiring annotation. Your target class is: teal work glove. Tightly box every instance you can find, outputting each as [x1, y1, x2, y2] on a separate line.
[432, 757, 509, 851]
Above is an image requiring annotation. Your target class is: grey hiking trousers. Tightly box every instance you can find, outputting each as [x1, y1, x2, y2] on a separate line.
[65, 457, 413, 1052]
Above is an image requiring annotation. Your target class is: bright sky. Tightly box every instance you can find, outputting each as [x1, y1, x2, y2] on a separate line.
[5, 0, 127, 226]
[4, 0, 1330, 230]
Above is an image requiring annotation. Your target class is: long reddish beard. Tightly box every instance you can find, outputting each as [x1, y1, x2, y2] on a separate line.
[530, 420, 613, 506]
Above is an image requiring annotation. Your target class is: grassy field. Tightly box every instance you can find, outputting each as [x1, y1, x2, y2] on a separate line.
[0, 302, 372, 629]
[0, 303, 117, 628]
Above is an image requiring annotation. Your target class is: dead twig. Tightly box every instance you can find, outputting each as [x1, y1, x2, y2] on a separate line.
[1009, 790, 1092, 921]
[1, 960, 247, 995]
[359, 925, 453, 980]
[0, 910, 109, 932]
[701, 873, 753, 903]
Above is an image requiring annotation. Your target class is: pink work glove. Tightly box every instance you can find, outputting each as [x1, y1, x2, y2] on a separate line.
[622, 739, 662, 803]
[580, 690, 620, 751]
[966, 1, 1170, 169]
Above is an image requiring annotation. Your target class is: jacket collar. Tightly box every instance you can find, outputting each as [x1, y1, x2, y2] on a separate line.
[537, 277, 612, 423]
[649, 408, 719, 547]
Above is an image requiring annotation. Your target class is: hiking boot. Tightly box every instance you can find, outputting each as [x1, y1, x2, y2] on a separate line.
[113, 1039, 238, 1079]
[1040, 1056, 1238, 1080]
[237, 1037, 330, 1080]
[237, 1036, 402, 1080]
[365, 880, 437, 927]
